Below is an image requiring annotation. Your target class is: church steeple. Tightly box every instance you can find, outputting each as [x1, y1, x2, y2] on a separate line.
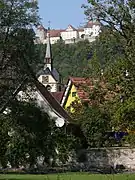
[44, 28, 52, 71]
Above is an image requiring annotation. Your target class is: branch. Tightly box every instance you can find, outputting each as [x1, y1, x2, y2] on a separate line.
[0, 76, 28, 114]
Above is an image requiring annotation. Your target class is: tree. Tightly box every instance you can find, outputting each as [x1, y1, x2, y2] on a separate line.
[0, 114, 10, 168]
[83, 0, 135, 43]
[0, 0, 39, 111]
[0, 100, 55, 168]
[81, 0, 135, 145]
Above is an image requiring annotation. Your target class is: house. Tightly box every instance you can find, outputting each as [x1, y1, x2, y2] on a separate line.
[61, 25, 79, 44]
[35, 21, 101, 44]
[61, 75, 120, 112]
[35, 25, 47, 44]
[84, 21, 101, 42]
[61, 77, 93, 110]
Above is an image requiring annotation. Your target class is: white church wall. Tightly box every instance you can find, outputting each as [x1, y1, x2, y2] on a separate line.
[35, 91, 65, 123]
[18, 88, 65, 125]
[38, 75, 58, 92]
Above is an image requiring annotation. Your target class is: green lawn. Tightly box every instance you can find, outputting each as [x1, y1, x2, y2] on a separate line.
[0, 173, 134, 180]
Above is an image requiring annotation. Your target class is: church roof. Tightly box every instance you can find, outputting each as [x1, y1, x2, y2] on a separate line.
[52, 68, 60, 81]
[37, 67, 58, 81]
[34, 79, 70, 120]
[51, 91, 64, 103]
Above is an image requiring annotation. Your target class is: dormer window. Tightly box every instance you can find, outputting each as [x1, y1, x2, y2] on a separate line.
[42, 76, 49, 83]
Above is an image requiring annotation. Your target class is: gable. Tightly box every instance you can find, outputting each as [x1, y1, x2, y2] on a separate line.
[38, 74, 56, 84]
[64, 84, 80, 109]
[37, 68, 57, 83]
[66, 25, 76, 32]
[61, 77, 92, 110]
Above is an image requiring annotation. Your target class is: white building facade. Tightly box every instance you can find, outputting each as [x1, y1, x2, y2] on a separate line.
[35, 21, 101, 44]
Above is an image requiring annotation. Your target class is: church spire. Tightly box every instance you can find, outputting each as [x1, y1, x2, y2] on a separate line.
[44, 28, 52, 71]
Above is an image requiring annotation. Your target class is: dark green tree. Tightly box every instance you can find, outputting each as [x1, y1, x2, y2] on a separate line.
[81, 0, 135, 145]
[0, 0, 39, 110]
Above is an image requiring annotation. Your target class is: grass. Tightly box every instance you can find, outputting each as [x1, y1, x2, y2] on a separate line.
[0, 173, 135, 180]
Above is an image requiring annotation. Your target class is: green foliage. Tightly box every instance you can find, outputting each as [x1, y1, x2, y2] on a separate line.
[80, 0, 135, 147]
[52, 128, 79, 164]
[0, 100, 78, 168]
[113, 97, 135, 131]
[0, 114, 10, 167]
[1, 101, 54, 168]
[0, 0, 39, 110]
[70, 104, 111, 147]
[36, 40, 93, 82]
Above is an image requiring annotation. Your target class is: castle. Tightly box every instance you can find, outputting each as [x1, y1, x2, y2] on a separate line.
[35, 21, 101, 44]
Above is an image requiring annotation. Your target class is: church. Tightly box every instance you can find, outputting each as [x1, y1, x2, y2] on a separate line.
[37, 29, 61, 93]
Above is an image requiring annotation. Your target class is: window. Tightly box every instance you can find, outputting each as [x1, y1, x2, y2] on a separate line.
[81, 34, 85, 39]
[42, 76, 49, 84]
[46, 85, 51, 91]
[72, 92, 76, 97]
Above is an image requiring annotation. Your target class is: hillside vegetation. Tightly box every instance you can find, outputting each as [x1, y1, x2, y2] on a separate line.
[36, 40, 92, 82]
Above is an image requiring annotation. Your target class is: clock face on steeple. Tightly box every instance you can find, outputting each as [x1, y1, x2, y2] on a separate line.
[42, 76, 49, 84]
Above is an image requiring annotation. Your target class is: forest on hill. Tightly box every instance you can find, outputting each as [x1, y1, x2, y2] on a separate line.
[35, 39, 92, 82]
[36, 28, 124, 83]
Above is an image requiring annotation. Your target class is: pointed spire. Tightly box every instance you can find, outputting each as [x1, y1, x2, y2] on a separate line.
[44, 27, 52, 71]
[45, 32, 52, 59]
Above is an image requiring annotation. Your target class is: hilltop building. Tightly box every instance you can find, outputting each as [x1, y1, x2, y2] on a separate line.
[35, 21, 101, 44]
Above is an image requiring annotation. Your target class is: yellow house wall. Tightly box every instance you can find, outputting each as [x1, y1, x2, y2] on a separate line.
[64, 84, 80, 109]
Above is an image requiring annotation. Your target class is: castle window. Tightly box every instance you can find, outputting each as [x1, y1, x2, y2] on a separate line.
[42, 76, 49, 84]
[72, 92, 76, 97]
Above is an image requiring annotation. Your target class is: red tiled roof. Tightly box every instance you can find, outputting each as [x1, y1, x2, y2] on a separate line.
[78, 29, 84, 32]
[85, 21, 100, 28]
[51, 91, 64, 103]
[49, 30, 64, 37]
[69, 77, 93, 102]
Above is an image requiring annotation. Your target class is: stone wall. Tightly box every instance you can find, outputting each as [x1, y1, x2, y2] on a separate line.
[76, 147, 135, 170]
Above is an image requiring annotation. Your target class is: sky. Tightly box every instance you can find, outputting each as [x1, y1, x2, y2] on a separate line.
[38, 0, 88, 29]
